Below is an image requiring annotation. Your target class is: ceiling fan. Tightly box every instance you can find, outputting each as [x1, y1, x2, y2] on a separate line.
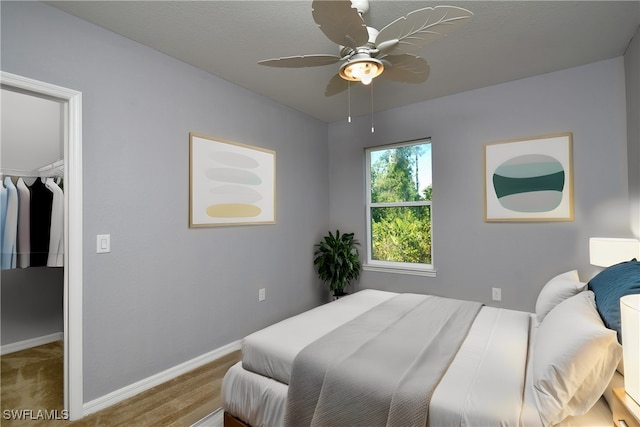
[259, 0, 474, 96]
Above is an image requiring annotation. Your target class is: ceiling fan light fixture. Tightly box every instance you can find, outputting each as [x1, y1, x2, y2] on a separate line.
[339, 54, 383, 85]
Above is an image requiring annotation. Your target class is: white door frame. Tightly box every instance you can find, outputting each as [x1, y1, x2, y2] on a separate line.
[1, 71, 84, 420]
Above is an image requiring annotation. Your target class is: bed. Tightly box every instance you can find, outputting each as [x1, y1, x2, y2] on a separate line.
[222, 261, 640, 427]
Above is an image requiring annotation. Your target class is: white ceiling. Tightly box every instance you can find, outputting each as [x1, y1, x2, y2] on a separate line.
[48, 1, 640, 123]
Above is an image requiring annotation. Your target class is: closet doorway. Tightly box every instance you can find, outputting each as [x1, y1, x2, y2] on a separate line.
[1, 72, 83, 420]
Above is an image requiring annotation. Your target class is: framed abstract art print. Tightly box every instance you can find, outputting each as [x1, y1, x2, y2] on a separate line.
[190, 133, 276, 227]
[484, 133, 574, 222]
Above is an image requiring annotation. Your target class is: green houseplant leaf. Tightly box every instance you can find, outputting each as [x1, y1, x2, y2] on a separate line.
[313, 230, 361, 295]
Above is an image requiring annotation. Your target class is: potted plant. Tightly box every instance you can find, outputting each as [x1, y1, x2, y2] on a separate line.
[313, 230, 362, 298]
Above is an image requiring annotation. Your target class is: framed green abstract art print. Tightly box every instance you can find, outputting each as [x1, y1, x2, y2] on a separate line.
[484, 133, 574, 222]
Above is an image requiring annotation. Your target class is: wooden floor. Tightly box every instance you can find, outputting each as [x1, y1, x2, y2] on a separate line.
[1, 341, 241, 427]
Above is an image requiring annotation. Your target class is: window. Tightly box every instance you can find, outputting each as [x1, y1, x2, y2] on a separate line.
[365, 139, 434, 275]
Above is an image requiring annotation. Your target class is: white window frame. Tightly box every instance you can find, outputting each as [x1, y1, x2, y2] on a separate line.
[364, 139, 435, 277]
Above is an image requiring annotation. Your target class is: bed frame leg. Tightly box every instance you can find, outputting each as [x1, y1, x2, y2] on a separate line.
[223, 411, 251, 427]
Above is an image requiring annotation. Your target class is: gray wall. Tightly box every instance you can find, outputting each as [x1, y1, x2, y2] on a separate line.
[1, 268, 64, 344]
[1, 1, 329, 402]
[328, 57, 632, 312]
[626, 25, 640, 236]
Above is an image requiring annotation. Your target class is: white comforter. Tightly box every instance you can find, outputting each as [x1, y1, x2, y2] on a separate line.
[285, 294, 482, 427]
[429, 306, 530, 426]
[222, 290, 612, 427]
[242, 290, 397, 384]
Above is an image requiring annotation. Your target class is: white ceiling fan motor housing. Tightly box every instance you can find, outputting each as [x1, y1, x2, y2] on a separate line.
[351, 0, 370, 16]
[339, 26, 379, 57]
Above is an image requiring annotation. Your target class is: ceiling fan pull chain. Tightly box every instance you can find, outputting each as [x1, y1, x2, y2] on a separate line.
[370, 82, 375, 133]
[348, 81, 352, 123]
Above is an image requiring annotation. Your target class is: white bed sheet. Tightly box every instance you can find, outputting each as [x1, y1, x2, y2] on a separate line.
[428, 307, 531, 426]
[222, 362, 288, 427]
[241, 289, 397, 384]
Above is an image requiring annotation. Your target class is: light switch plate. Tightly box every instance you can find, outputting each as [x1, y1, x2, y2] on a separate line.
[97, 234, 110, 253]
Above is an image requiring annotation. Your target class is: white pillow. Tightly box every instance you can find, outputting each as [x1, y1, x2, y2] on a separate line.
[532, 291, 622, 426]
[535, 270, 586, 324]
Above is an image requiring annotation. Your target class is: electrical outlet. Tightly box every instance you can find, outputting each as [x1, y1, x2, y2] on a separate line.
[259, 288, 266, 302]
[492, 287, 502, 301]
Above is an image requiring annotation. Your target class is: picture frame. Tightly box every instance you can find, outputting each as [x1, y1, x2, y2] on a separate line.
[189, 133, 276, 227]
[484, 133, 573, 222]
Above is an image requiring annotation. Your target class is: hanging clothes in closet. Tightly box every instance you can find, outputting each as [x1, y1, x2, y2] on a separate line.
[1, 176, 18, 269]
[1, 172, 64, 270]
[45, 177, 63, 267]
[16, 177, 30, 268]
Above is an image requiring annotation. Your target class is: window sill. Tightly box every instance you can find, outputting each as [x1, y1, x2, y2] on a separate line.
[363, 264, 437, 277]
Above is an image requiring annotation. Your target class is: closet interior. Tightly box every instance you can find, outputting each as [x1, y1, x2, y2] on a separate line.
[1, 86, 65, 377]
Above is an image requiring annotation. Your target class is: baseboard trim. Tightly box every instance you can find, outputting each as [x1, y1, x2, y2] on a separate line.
[82, 340, 242, 416]
[191, 407, 223, 427]
[0, 332, 64, 355]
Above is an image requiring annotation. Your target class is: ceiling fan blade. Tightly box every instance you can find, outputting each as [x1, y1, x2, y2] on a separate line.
[259, 54, 341, 68]
[325, 73, 349, 97]
[312, 0, 369, 49]
[380, 55, 430, 83]
[376, 6, 473, 55]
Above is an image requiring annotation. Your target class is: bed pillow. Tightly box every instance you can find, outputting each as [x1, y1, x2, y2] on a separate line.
[532, 291, 622, 427]
[588, 259, 640, 342]
[535, 270, 586, 324]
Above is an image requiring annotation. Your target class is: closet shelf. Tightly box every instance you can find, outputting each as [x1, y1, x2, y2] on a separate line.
[1, 159, 64, 178]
